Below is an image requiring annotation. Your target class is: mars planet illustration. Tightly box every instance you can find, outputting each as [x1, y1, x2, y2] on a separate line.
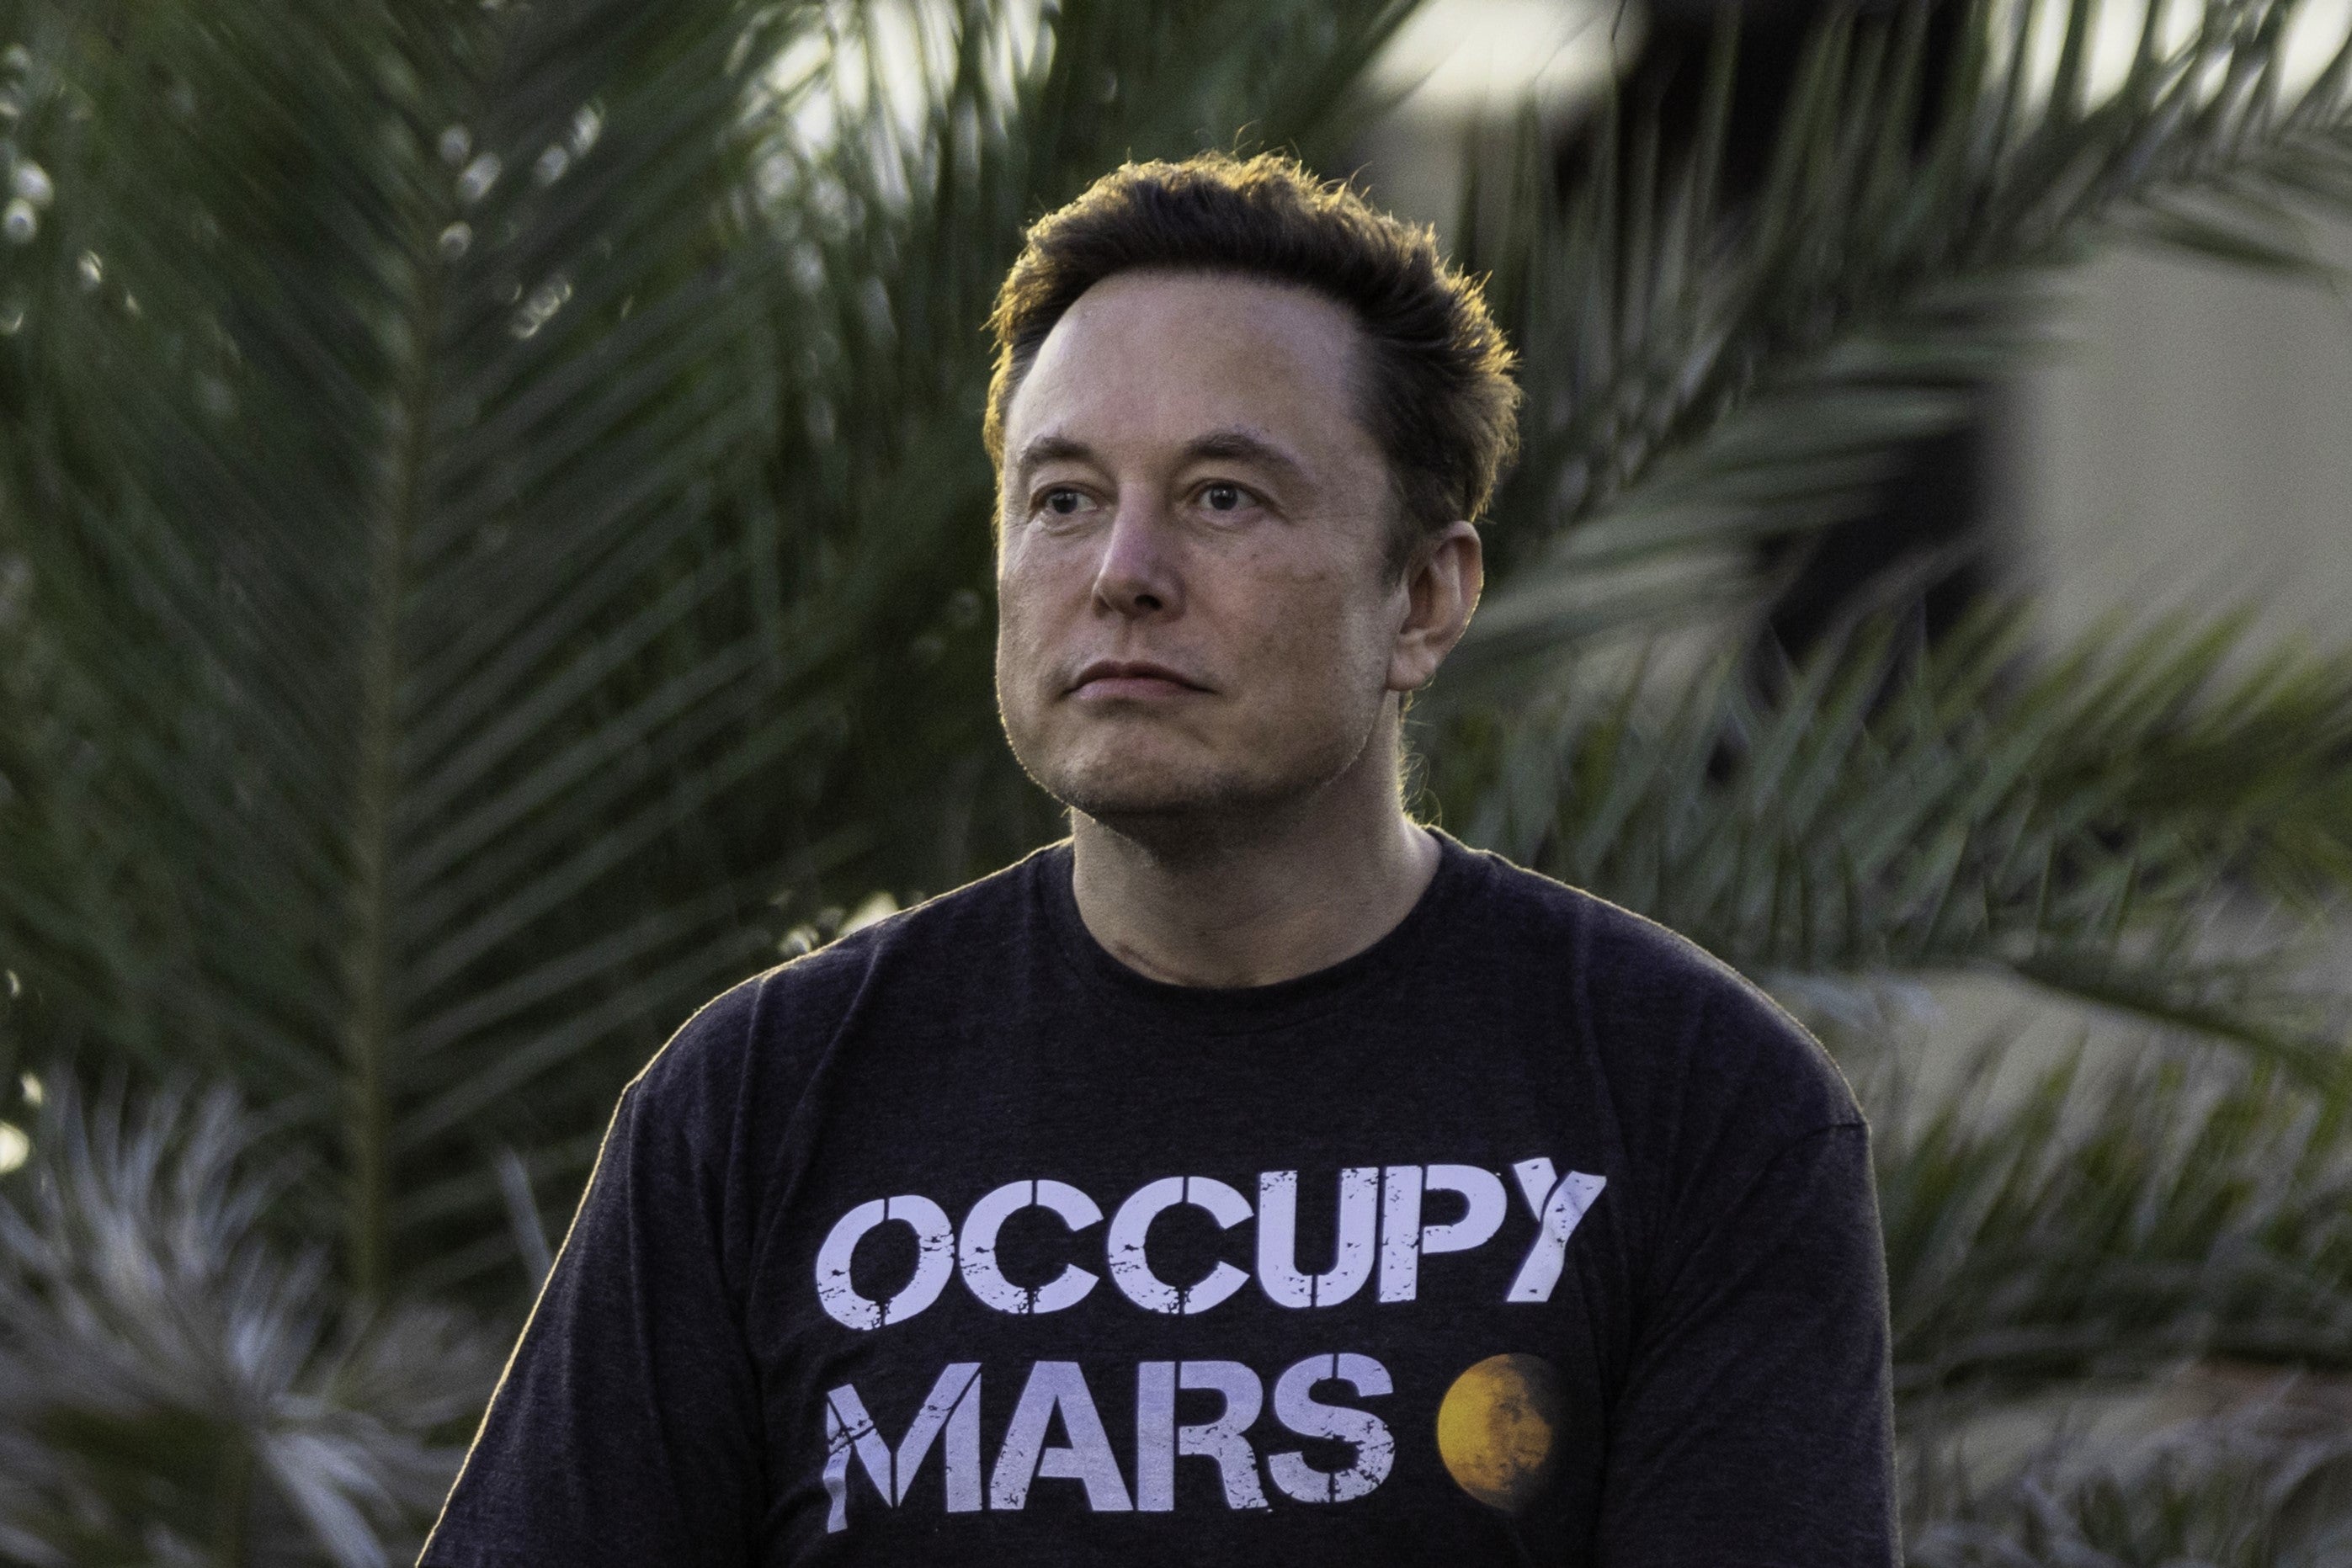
[1436, 1353, 1562, 1512]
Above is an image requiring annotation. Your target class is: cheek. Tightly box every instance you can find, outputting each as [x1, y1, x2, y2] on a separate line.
[992, 570, 1040, 699]
[1235, 565, 1392, 706]
[993, 548, 1056, 660]
[993, 549, 1090, 721]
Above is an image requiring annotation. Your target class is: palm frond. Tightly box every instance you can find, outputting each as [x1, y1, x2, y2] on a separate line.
[1908, 1383, 2352, 1565]
[0, 0, 826, 1300]
[1446, 598, 2352, 1077]
[0, 1076, 498, 1565]
[0, 0, 1448, 1305]
[1443, 0, 2352, 678]
[1876, 1037, 2352, 1396]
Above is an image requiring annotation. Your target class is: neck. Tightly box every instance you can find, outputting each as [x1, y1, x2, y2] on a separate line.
[1067, 720, 1441, 988]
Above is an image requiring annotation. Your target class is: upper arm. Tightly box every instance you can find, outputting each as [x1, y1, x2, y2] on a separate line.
[420, 997, 766, 1567]
[1595, 1123, 1897, 1567]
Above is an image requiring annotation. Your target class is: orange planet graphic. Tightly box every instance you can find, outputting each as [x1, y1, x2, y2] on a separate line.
[1437, 1353, 1562, 1512]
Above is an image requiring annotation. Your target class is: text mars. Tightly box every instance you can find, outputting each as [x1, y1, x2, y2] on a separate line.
[824, 1352, 1394, 1532]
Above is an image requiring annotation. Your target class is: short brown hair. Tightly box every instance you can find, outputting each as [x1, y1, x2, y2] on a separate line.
[984, 152, 1522, 575]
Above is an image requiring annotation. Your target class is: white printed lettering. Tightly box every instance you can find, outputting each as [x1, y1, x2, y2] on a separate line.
[821, 1362, 982, 1532]
[988, 1360, 1133, 1512]
[959, 1178, 1102, 1315]
[1376, 1162, 1509, 1303]
[1135, 1360, 1269, 1512]
[1507, 1157, 1608, 1304]
[1258, 1167, 1379, 1308]
[1106, 1175, 1253, 1316]
[815, 1194, 957, 1331]
[1135, 1361, 1178, 1512]
[1265, 1353, 1396, 1503]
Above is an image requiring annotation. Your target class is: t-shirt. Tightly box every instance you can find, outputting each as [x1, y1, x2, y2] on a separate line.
[420, 833, 1897, 1567]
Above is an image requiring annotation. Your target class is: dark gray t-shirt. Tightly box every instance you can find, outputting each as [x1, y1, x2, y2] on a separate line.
[422, 835, 1896, 1565]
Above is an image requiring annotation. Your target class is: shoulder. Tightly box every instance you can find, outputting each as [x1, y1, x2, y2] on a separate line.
[629, 848, 1051, 1108]
[1450, 840, 1862, 1142]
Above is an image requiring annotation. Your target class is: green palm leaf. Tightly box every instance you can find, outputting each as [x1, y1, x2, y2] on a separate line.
[1880, 1041, 2352, 1395]
[0, 0, 817, 1301]
[0, 0, 1434, 1304]
[1449, 601, 2352, 1079]
[1442, 0, 2352, 678]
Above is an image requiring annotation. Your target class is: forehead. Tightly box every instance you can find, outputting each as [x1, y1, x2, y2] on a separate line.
[1003, 270, 1371, 462]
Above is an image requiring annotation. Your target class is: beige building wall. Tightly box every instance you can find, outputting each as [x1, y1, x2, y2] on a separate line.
[2015, 217, 2352, 651]
[1918, 222, 2352, 1118]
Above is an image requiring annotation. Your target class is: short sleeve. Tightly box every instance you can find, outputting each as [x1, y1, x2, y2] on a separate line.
[419, 995, 764, 1567]
[1595, 1123, 1898, 1567]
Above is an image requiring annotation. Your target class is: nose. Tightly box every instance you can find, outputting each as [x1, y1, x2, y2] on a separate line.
[1091, 494, 1183, 620]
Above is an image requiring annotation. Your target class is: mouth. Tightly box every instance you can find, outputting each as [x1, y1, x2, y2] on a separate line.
[1067, 660, 1211, 699]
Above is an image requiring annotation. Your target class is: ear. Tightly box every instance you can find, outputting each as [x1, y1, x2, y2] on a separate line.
[1386, 521, 1483, 694]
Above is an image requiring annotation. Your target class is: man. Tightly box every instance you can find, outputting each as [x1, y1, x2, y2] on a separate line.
[422, 151, 1897, 1565]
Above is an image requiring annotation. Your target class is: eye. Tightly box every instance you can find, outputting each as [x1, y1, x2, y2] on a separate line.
[1039, 486, 1088, 517]
[1200, 482, 1248, 513]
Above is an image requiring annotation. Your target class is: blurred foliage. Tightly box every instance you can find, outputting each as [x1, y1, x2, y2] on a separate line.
[1879, 1043, 2352, 1394]
[1475, 604, 2352, 1083]
[1, 0, 2351, 1559]
[1910, 1389, 2352, 1565]
[0, 1080, 494, 1565]
[0, 0, 1423, 1305]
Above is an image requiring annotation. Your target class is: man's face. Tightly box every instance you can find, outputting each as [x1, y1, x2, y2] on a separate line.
[992, 269, 1418, 829]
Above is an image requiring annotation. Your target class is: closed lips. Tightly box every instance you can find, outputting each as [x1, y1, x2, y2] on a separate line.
[1071, 662, 1209, 692]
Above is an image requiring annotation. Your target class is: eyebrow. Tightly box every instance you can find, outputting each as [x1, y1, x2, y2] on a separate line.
[1010, 427, 1309, 494]
[1010, 434, 1093, 495]
[1182, 428, 1307, 485]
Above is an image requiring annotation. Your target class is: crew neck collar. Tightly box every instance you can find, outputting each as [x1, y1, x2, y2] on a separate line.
[1034, 827, 1485, 1036]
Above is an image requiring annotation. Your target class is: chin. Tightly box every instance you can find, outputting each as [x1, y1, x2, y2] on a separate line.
[1035, 738, 1369, 842]
[1043, 759, 1259, 825]
[1005, 708, 1379, 834]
